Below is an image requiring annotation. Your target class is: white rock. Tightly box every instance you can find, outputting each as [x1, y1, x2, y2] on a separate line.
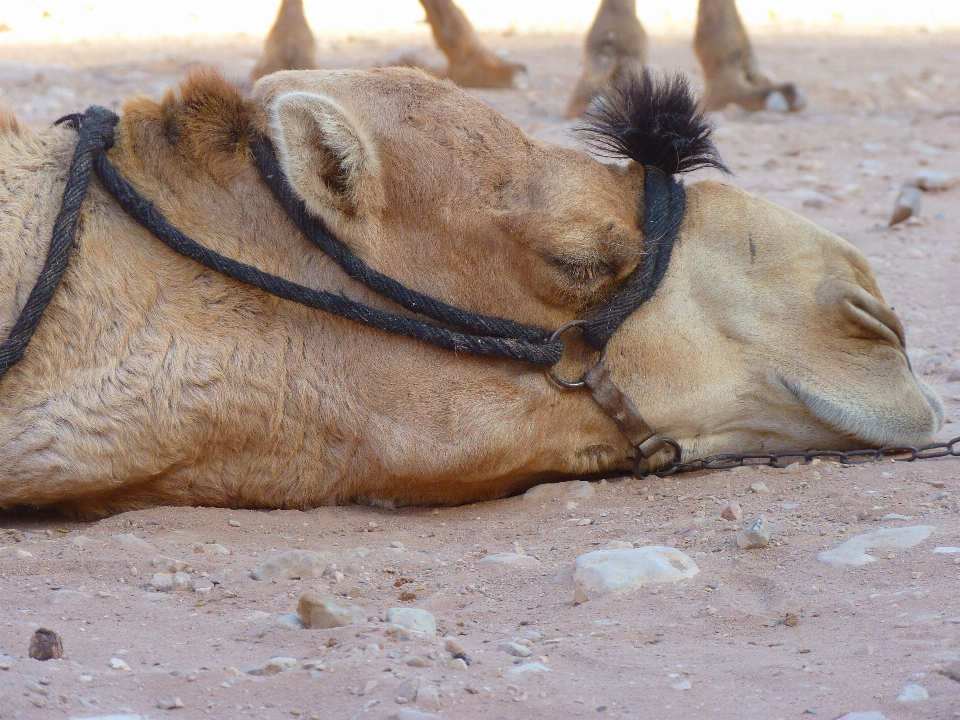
[818, 526, 935, 566]
[737, 516, 773, 550]
[275, 613, 306, 630]
[750, 482, 771, 494]
[109, 658, 130, 671]
[171, 572, 192, 591]
[602, 540, 634, 550]
[68, 716, 143, 720]
[498, 641, 531, 658]
[47, 590, 91, 605]
[111, 534, 156, 553]
[881, 513, 913, 521]
[386, 608, 436, 636]
[417, 684, 441, 711]
[0, 654, 15, 670]
[896, 684, 929, 702]
[150, 573, 173, 592]
[507, 662, 551, 675]
[389, 710, 440, 720]
[572, 546, 699, 598]
[203, 544, 231, 555]
[251, 550, 328, 580]
[836, 713, 888, 720]
[934, 546, 960, 554]
[524, 479, 595, 502]
[673, 680, 692, 690]
[478, 552, 540, 568]
[910, 170, 958, 191]
[192, 578, 214, 593]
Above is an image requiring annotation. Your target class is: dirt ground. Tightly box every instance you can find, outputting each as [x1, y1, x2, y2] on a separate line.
[1, 24, 960, 720]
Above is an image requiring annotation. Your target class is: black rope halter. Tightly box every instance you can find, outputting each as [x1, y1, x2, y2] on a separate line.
[0, 106, 682, 379]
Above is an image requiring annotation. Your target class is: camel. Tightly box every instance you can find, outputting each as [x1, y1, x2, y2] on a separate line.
[0, 67, 942, 517]
[252, 0, 806, 116]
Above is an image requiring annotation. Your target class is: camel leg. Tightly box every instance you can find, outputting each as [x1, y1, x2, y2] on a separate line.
[418, 0, 528, 89]
[694, 0, 805, 112]
[565, 0, 647, 119]
[250, 0, 317, 84]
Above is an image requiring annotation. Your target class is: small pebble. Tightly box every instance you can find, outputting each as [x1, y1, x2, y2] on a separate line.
[396, 676, 420, 703]
[895, 684, 929, 702]
[890, 185, 922, 226]
[171, 572, 192, 591]
[109, 657, 131, 671]
[737, 517, 773, 550]
[29, 628, 63, 661]
[151, 573, 174, 592]
[721, 502, 743, 521]
[750, 482, 771, 494]
[228, 519, 241, 527]
[157, 697, 184, 710]
[498, 642, 531, 658]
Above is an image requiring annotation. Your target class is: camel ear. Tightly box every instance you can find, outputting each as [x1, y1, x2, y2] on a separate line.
[270, 91, 383, 219]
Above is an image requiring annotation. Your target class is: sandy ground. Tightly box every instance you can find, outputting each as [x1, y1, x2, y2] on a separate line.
[1, 25, 960, 720]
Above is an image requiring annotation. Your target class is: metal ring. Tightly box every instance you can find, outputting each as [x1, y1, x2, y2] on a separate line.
[546, 320, 588, 388]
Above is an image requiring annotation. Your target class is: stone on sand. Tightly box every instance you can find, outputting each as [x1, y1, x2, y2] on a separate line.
[297, 592, 366, 629]
[389, 710, 440, 720]
[737, 516, 773, 549]
[386, 608, 436, 636]
[572, 546, 699, 598]
[111, 534, 156, 553]
[895, 684, 929, 701]
[478, 552, 540, 568]
[524, 479, 595, 502]
[889, 185, 922, 226]
[251, 550, 328, 580]
[498, 641, 531, 657]
[721, 502, 743, 521]
[818, 526, 935, 566]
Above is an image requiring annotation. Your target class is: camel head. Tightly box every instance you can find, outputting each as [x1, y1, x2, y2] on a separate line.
[250, 67, 943, 471]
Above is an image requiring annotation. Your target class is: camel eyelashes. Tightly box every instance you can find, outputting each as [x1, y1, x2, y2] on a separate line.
[576, 68, 730, 177]
[547, 254, 613, 286]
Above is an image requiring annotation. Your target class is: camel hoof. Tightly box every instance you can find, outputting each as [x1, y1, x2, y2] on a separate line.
[763, 91, 789, 112]
[511, 66, 531, 90]
[763, 85, 807, 113]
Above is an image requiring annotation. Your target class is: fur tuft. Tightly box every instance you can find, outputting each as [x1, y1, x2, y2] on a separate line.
[577, 69, 729, 176]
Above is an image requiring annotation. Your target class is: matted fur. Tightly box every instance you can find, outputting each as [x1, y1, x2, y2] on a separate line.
[577, 70, 730, 176]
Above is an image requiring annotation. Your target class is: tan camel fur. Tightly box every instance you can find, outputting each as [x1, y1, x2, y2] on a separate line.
[250, 0, 317, 83]
[565, 0, 648, 118]
[0, 68, 942, 516]
[569, 0, 805, 116]
[251, 0, 528, 88]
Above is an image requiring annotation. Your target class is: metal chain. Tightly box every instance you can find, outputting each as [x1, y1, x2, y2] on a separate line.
[648, 434, 960, 477]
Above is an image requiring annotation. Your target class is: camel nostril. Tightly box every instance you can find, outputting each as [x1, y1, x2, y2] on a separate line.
[837, 284, 906, 349]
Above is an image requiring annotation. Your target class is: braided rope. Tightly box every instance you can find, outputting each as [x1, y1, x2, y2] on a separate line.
[0, 106, 117, 382]
[251, 136, 553, 344]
